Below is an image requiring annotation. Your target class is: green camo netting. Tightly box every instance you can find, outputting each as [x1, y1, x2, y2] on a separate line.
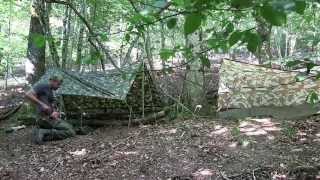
[34, 63, 142, 100]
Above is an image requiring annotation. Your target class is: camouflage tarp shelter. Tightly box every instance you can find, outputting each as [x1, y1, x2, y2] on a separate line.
[35, 63, 163, 120]
[217, 60, 320, 119]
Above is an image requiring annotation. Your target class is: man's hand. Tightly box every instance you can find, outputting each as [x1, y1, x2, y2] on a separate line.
[41, 103, 51, 113]
[50, 111, 60, 120]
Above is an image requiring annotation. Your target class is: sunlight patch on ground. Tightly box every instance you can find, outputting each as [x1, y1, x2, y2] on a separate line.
[239, 118, 281, 137]
[297, 131, 307, 136]
[291, 148, 303, 152]
[192, 168, 215, 176]
[267, 135, 275, 140]
[313, 138, 320, 142]
[244, 129, 268, 136]
[228, 140, 250, 148]
[251, 118, 271, 123]
[299, 138, 307, 142]
[210, 126, 228, 136]
[228, 142, 238, 148]
[116, 151, 139, 156]
[159, 128, 177, 135]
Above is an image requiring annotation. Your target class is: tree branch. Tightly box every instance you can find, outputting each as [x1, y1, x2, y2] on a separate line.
[128, 0, 139, 13]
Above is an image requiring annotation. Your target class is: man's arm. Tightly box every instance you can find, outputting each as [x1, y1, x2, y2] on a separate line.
[25, 89, 51, 112]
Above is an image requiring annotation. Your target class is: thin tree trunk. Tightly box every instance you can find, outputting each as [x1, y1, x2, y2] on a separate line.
[145, 30, 154, 69]
[45, 0, 122, 73]
[90, 0, 98, 71]
[76, 28, 84, 71]
[61, 3, 72, 69]
[68, 12, 76, 69]
[160, 21, 166, 69]
[26, 0, 46, 84]
[5, 1, 12, 90]
[42, 3, 60, 67]
[76, 0, 86, 71]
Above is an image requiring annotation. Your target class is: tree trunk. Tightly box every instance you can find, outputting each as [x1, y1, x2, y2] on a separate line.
[145, 29, 155, 71]
[42, 3, 60, 67]
[76, 28, 85, 71]
[67, 12, 76, 69]
[45, 0, 120, 72]
[160, 20, 166, 69]
[75, 0, 86, 71]
[183, 32, 204, 111]
[61, 4, 72, 69]
[4, 1, 12, 90]
[26, 0, 46, 84]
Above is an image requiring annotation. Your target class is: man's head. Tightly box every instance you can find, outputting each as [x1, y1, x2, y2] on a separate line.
[49, 74, 63, 90]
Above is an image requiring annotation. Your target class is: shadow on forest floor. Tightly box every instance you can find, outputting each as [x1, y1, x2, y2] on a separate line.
[1, 116, 320, 180]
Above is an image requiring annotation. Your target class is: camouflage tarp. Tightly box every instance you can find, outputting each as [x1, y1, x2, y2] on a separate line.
[35, 63, 142, 100]
[217, 60, 320, 111]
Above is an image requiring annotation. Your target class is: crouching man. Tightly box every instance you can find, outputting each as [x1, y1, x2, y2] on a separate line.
[26, 75, 75, 144]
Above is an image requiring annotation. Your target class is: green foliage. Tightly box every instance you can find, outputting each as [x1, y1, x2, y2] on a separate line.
[260, 3, 287, 26]
[282, 126, 297, 139]
[306, 62, 316, 72]
[306, 91, 319, 104]
[166, 18, 178, 29]
[184, 13, 202, 35]
[295, 0, 307, 14]
[0, 0, 29, 74]
[244, 31, 262, 53]
[200, 56, 211, 68]
[159, 48, 175, 61]
[207, 38, 228, 52]
[231, 126, 241, 138]
[286, 60, 302, 67]
[231, 0, 253, 9]
[295, 73, 307, 82]
[229, 30, 243, 47]
[125, 33, 131, 42]
[32, 33, 46, 48]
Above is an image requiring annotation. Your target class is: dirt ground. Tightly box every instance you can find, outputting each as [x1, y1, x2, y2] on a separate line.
[1, 116, 320, 180]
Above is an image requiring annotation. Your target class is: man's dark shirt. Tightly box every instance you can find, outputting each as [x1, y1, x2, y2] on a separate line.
[32, 83, 54, 115]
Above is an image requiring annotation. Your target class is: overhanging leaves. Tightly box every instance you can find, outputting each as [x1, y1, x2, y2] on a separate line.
[184, 13, 202, 35]
[244, 31, 262, 53]
[260, 3, 287, 26]
[229, 30, 243, 47]
[295, 0, 306, 14]
[231, 0, 253, 9]
[167, 18, 178, 29]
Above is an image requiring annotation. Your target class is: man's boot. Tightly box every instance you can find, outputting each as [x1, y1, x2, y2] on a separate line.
[32, 128, 49, 145]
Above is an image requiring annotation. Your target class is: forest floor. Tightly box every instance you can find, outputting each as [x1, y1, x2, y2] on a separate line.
[1, 115, 320, 180]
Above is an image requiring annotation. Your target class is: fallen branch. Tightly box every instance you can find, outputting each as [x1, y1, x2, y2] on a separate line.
[130, 110, 166, 125]
[79, 110, 166, 126]
[0, 103, 23, 121]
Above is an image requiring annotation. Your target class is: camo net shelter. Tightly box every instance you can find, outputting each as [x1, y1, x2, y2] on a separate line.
[217, 60, 320, 116]
[35, 63, 164, 121]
